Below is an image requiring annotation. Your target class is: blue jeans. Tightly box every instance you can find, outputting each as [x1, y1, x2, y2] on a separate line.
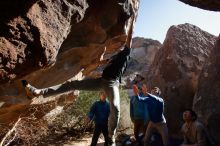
[40, 77, 120, 137]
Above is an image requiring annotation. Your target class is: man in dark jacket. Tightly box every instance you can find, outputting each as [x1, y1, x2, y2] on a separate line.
[87, 91, 110, 146]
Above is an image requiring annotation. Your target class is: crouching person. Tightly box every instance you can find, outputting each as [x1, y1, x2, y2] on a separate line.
[181, 109, 216, 146]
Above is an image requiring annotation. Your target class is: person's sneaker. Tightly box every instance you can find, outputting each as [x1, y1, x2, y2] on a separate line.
[129, 136, 136, 143]
[108, 137, 116, 146]
[21, 80, 41, 99]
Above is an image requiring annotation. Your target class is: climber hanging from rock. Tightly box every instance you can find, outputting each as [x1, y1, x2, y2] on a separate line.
[21, 15, 135, 146]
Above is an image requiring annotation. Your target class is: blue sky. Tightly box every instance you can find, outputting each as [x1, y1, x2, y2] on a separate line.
[134, 0, 220, 43]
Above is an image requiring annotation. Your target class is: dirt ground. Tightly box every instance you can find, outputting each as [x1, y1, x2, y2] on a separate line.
[62, 134, 105, 146]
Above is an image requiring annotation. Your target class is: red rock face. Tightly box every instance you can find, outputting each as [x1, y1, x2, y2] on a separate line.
[179, 0, 220, 11]
[146, 23, 217, 137]
[0, 0, 83, 83]
[0, 0, 139, 111]
[0, 0, 139, 84]
[0, 0, 139, 132]
[193, 35, 220, 145]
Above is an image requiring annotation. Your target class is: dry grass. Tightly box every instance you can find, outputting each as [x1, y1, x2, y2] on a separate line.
[0, 116, 48, 146]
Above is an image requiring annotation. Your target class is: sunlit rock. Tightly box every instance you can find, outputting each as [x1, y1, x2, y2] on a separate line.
[146, 23, 216, 137]
[0, 0, 139, 134]
[193, 35, 220, 145]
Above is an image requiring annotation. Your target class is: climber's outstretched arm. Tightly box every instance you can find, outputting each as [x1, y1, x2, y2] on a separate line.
[125, 15, 135, 48]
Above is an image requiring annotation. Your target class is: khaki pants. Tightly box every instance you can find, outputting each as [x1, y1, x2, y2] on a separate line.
[144, 121, 169, 146]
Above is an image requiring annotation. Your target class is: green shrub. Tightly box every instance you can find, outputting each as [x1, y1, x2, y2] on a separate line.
[46, 89, 129, 137]
[76, 88, 129, 114]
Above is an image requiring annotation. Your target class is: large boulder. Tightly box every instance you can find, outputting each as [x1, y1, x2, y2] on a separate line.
[0, 0, 139, 84]
[0, 0, 139, 133]
[193, 35, 220, 145]
[146, 23, 216, 137]
[179, 0, 220, 11]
